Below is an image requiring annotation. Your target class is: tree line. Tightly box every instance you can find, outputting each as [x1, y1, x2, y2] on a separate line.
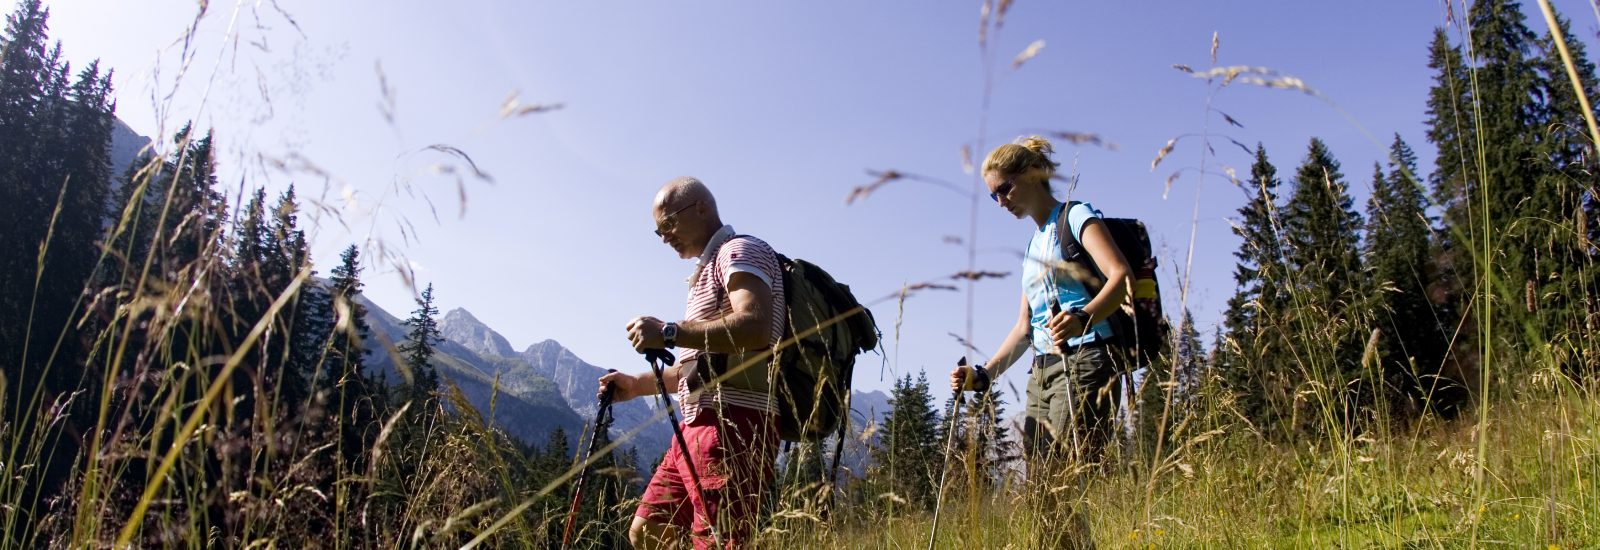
[0, 1, 640, 546]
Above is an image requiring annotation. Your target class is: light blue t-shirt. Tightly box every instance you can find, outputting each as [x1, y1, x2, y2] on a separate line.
[1023, 201, 1114, 354]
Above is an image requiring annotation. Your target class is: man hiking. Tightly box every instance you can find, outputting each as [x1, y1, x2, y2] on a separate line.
[599, 177, 786, 549]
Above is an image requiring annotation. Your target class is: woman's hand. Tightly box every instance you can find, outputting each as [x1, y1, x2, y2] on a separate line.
[1044, 309, 1085, 350]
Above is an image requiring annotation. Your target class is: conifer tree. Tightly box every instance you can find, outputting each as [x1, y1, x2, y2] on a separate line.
[1365, 136, 1454, 408]
[1468, 0, 1545, 335]
[1220, 144, 1293, 430]
[399, 282, 444, 410]
[325, 244, 383, 469]
[1282, 137, 1367, 426]
[867, 372, 943, 511]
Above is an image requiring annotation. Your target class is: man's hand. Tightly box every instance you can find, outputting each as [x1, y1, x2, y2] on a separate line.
[626, 316, 667, 352]
[598, 370, 650, 403]
[1044, 309, 1085, 350]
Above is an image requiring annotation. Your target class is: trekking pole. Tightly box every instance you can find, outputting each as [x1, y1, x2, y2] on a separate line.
[643, 348, 725, 548]
[1049, 302, 1094, 547]
[561, 370, 618, 549]
[927, 358, 968, 550]
[1050, 303, 1087, 465]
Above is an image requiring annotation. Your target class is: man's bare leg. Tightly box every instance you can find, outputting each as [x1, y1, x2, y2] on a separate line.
[629, 516, 679, 549]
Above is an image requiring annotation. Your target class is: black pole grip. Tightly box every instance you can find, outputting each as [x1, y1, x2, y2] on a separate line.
[643, 348, 676, 366]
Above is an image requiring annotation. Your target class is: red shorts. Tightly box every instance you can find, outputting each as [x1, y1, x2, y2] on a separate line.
[636, 405, 779, 548]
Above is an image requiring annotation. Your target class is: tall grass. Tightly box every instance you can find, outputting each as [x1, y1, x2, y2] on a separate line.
[821, 1, 1600, 548]
[3, 0, 1597, 548]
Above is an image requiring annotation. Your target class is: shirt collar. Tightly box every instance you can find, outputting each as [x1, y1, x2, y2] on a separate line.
[688, 224, 736, 284]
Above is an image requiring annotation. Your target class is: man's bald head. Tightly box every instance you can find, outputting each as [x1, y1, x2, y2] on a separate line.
[652, 176, 723, 259]
[655, 176, 718, 214]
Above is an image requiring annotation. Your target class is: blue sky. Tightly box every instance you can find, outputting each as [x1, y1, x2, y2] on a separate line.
[30, 1, 1600, 396]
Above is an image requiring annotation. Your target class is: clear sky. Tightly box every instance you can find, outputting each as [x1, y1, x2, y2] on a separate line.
[26, 1, 1600, 397]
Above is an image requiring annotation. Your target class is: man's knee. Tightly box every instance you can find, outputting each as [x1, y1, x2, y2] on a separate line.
[629, 516, 673, 549]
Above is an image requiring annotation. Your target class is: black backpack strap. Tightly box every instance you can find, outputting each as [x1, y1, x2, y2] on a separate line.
[1055, 201, 1107, 285]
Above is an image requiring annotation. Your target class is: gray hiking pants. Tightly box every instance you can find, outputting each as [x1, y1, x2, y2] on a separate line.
[1023, 343, 1122, 464]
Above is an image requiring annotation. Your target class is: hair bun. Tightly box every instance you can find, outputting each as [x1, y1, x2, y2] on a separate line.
[1018, 135, 1056, 158]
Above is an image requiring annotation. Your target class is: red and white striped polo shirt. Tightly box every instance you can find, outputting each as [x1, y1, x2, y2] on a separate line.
[677, 225, 787, 422]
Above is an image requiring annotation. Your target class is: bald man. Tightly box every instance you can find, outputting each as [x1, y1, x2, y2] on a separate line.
[600, 177, 787, 549]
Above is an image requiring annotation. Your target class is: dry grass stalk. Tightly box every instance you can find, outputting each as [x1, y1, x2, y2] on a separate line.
[497, 91, 565, 119]
[846, 170, 904, 204]
[1151, 138, 1178, 171]
[1012, 39, 1045, 70]
[1042, 130, 1119, 151]
[950, 270, 1009, 281]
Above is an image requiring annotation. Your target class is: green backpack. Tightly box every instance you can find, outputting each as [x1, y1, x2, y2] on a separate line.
[772, 255, 880, 442]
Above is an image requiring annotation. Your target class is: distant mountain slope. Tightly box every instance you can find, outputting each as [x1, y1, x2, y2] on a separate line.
[358, 297, 585, 448]
[109, 116, 151, 174]
[366, 302, 903, 470]
[439, 310, 672, 460]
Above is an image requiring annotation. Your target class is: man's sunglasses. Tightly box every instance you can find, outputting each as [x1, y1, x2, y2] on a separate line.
[654, 202, 698, 237]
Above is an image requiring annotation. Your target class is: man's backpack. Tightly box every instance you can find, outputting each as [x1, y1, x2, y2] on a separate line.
[1055, 201, 1171, 369]
[772, 255, 880, 442]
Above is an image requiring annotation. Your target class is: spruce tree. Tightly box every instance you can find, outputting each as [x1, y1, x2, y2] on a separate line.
[1469, 0, 1546, 338]
[326, 244, 382, 470]
[868, 372, 942, 512]
[399, 282, 443, 409]
[1365, 136, 1454, 410]
[1220, 144, 1293, 430]
[1282, 137, 1367, 425]
[1532, 11, 1600, 373]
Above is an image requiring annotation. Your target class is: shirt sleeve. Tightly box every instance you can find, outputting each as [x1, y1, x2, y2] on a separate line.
[1066, 201, 1103, 243]
[717, 237, 775, 289]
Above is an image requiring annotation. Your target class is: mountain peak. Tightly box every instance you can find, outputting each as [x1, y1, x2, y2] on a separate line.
[524, 339, 564, 355]
[439, 308, 515, 358]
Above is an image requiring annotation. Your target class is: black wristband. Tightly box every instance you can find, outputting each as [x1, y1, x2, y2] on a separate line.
[1067, 308, 1090, 329]
[971, 364, 992, 392]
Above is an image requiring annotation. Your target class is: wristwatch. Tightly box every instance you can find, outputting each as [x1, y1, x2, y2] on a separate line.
[662, 322, 679, 349]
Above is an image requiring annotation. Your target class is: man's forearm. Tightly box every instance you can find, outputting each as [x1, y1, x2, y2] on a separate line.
[677, 312, 771, 353]
[635, 363, 681, 396]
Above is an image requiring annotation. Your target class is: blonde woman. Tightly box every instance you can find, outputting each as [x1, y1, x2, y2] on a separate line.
[949, 136, 1131, 547]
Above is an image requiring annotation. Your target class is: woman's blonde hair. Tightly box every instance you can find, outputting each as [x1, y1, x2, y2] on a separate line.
[983, 135, 1061, 178]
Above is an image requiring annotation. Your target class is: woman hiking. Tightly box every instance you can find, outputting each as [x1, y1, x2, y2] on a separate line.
[948, 136, 1131, 549]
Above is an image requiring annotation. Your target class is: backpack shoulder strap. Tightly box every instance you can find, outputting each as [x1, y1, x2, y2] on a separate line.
[1055, 201, 1106, 283]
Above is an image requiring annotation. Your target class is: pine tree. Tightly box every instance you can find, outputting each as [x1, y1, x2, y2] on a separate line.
[266, 185, 313, 406]
[1532, 10, 1600, 374]
[0, 0, 121, 520]
[1171, 309, 1205, 427]
[1220, 144, 1293, 430]
[867, 372, 943, 512]
[958, 388, 1016, 489]
[1282, 137, 1367, 427]
[1424, 27, 1480, 358]
[325, 244, 383, 471]
[399, 282, 443, 410]
[1365, 135, 1455, 411]
[1469, 0, 1546, 340]
[543, 426, 573, 472]
[328, 244, 372, 380]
